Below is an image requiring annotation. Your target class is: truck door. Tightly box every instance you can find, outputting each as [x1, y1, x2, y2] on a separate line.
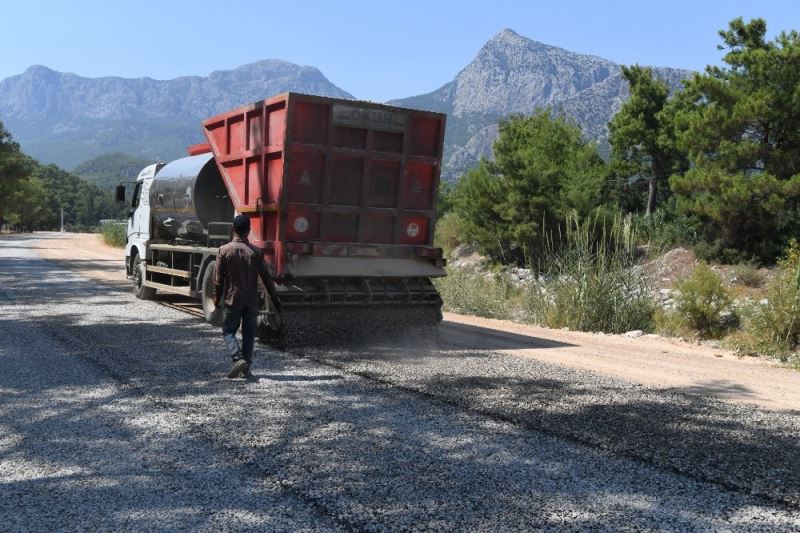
[130, 177, 153, 242]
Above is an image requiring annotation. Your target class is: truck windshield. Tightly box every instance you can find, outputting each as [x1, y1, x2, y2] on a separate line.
[131, 182, 142, 208]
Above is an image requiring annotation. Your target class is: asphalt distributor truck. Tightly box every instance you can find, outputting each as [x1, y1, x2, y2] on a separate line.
[117, 93, 447, 344]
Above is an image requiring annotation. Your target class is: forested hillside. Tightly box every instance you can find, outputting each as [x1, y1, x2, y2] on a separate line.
[0, 122, 117, 231]
[73, 152, 153, 190]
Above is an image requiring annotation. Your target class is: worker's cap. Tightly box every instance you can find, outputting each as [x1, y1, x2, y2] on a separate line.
[233, 214, 250, 233]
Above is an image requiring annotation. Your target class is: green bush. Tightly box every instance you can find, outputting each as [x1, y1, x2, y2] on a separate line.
[524, 250, 653, 334]
[523, 212, 654, 333]
[437, 212, 661, 335]
[434, 268, 520, 320]
[434, 211, 464, 258]
[100, 223, 127, 248]
[732, 241, 800, 365]
[692, 239, 758, 266]
[669, 263, 735, 339]
[653, 307, 692, 338]
[731, 263, 766, 288]
[629, 207, 698, 253]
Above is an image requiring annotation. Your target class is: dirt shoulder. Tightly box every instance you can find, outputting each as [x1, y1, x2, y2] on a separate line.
[442, 312, 800, 413]
[31, 231, 800, 413]
[34, 231, 129, 290]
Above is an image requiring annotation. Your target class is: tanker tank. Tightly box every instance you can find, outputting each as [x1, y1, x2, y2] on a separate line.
[149, 153, 234, 243]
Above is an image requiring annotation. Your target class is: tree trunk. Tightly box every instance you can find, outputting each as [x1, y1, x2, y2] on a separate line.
[645, 178, 657, 217]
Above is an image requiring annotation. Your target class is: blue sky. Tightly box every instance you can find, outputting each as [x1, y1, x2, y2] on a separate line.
[3, 0, 798, 102]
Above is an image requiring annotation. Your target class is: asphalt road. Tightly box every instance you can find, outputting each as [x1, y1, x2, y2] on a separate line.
[1, 233, 798, 531]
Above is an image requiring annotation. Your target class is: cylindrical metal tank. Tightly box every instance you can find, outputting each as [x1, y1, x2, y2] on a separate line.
[150, 153, 234, 242]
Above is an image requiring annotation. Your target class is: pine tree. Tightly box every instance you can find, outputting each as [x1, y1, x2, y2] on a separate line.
[454, 110, 606, 263]
[669, 18, 800, 262]
[608, 66, 687, 215]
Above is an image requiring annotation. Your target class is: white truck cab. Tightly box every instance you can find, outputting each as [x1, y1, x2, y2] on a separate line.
[116, 154, 232, 325]
[124, 163, 163, 298]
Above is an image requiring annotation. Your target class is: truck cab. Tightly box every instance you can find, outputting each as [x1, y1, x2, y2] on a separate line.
[122, 163, 160, 289]
[116, 155, 234, 326]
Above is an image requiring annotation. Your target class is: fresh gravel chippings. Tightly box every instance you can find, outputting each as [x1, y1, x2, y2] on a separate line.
[298, 331, 800, 509]
[1, 234, 799, 531]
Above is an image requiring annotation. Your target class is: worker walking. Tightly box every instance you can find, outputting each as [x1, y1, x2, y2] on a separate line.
[213, 215, 280, 379]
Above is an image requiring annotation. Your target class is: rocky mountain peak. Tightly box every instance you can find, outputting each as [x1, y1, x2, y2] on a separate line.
[446, 28, 614, 117]
[23, 64, 58, 77]
[391, 27, 692, 180]
[488, 28, 528, 45]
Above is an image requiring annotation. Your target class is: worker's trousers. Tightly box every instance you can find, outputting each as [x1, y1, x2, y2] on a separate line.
[222, 305, 258, 364]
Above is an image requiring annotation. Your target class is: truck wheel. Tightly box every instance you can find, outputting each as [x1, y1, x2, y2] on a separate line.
[201, 261, 224, 327]
[132, 255, 156, 300]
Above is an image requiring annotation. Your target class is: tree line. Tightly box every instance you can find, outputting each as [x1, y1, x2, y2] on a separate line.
[0, 122, 119, 231]
[447, 18, 800, 265]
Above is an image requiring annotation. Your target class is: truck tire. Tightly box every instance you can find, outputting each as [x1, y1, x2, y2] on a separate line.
[201, 261, 224, 327]
[132, 255, 156, 300]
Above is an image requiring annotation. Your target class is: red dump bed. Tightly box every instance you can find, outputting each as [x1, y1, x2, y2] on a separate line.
[202, 93, 446, 276]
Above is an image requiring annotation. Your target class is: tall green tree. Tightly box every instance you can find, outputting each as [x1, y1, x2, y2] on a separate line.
[454, 110, 606, 263]
[669, 18, 800, 262]
[32, 164, 118, 229]
[0, 120, 35, 223]
[0, 120, 118, 231]
[4, 176, 51, 229]
[608, 66, 687, 215]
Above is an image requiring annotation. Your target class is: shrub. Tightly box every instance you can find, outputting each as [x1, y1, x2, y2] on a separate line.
[524, 254, 653, 334]
[100, 223, 127, 248]
[438, 212, 657, 334]
[669, 263, 736, 338]
[653, 307, 692, 338]
[523, 212, 654, 333]
[731, 241, 800, 364]
[731, 263, 765, 288]
[434, 211, 464, 258]
[630, 207, 698, 252]
[434, 268, 521, 320]
[693, 239, 757, 265]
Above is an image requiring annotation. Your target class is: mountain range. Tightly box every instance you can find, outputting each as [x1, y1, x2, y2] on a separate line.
[0, 60, 352, 170]
[0, 29, 692, 181]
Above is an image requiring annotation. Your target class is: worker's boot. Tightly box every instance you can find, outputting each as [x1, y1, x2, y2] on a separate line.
[227, 358, 249, 379]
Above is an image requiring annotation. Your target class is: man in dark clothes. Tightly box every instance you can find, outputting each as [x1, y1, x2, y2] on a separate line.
[213, 215, 280, 379]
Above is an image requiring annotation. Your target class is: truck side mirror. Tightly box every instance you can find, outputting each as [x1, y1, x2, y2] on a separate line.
[115, 185, 126, 203]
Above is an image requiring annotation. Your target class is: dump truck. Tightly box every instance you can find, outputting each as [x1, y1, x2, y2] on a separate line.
[117, 93, 447, 343]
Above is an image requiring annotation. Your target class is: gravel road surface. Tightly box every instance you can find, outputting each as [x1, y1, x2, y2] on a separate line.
[1, 232, 799, 530]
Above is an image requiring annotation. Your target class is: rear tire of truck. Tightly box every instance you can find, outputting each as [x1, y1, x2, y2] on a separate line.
[132, 255, 156, 300]
[202, 261, 224, 327]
